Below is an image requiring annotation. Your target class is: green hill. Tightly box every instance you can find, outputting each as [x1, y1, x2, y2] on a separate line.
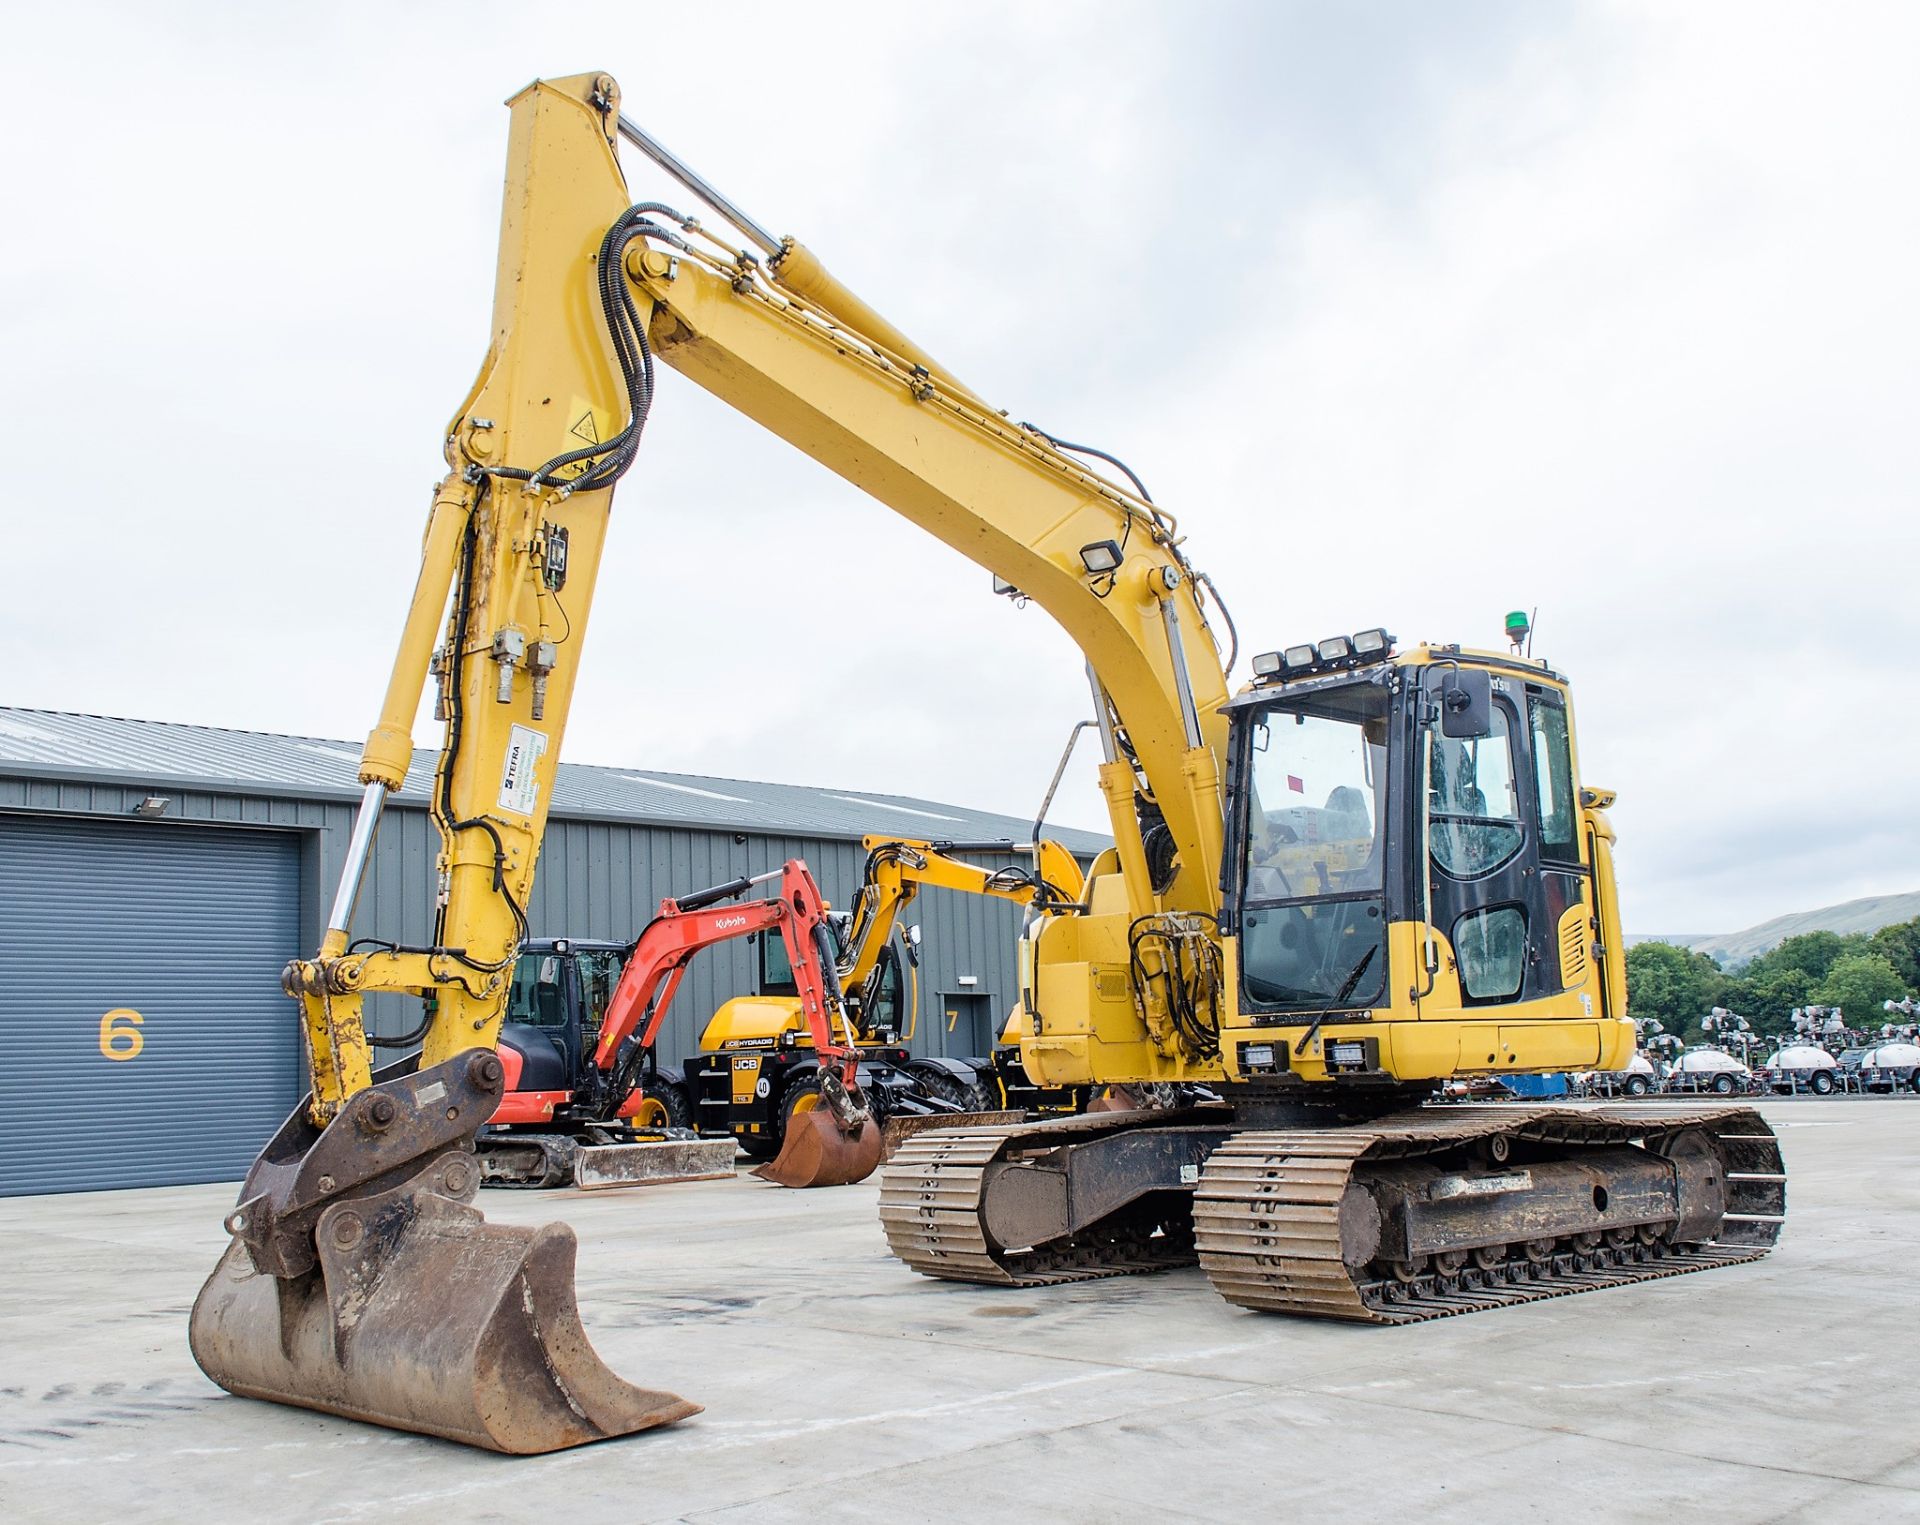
[1636, 891, 1920, 969]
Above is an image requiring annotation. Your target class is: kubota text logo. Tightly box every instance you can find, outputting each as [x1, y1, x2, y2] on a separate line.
[712, 915, 749, 930]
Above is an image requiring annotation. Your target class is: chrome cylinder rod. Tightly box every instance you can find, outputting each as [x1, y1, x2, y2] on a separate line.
[1159, 592, 1205, 751]
[1087, 664, 1120, 764]
[616, 115, 782, 257]
[326, 781, 388, 936]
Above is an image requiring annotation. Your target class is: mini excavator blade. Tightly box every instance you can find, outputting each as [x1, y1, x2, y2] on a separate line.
[189, 1054, 698, 1453]
[751, 1110, 884, 1188]
[572, 1135, 739, 1190]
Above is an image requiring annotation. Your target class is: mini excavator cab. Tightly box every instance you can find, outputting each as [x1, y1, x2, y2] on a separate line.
[757, 911, 908, 1041]
[498, 941, 630, 1088]
[1220, 633, 1630, 1088]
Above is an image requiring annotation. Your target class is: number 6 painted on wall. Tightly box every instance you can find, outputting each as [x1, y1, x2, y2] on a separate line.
[99, 1008, 144, 1061]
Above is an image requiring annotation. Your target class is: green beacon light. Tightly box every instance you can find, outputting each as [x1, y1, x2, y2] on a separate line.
[1505, 609, 1531, 652]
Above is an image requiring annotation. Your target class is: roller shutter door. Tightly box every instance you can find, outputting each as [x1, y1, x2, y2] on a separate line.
[0, 815, 301, 1195]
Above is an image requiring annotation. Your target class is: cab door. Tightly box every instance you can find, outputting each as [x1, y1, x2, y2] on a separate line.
[1421, 675, 1592, 1011]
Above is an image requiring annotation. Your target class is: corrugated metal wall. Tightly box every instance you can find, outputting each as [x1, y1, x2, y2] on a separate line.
[0, 776, 1031, 1073]
[349, 810, 1027, 1063]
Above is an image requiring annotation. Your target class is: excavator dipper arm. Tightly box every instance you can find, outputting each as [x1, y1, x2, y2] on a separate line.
[193, 74, 697, 1455]
[594, 861, 866, 1087]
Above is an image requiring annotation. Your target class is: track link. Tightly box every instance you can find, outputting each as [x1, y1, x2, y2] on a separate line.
[1194, 1104, 1784, 1321]
[879, 1113, 1198, 1285]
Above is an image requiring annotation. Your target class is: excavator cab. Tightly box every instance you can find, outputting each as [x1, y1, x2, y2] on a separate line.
[1219, 635, 1630, 1085]
[498, 942, 622, 1091]
[757, 914, 908, 1041]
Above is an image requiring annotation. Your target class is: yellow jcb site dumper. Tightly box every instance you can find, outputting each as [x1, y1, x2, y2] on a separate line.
[191, 71, 1785, 1456]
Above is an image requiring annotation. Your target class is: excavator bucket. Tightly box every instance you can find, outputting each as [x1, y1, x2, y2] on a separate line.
[751, 1110, 884, 1188]
[190, 1055, 699, 1453]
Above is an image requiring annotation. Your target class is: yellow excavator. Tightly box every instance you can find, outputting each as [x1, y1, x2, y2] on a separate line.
[190, 72, 1786, 1455]
[690, 834, 1173, 1142]
[821, 835, 1214, 1119]
[832, 836, 1097, 1123]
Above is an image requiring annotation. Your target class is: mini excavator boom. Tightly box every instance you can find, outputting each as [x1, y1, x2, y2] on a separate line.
[480, 858, 875, 1187]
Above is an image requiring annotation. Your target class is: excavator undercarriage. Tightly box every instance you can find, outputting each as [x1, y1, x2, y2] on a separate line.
[882, 1100, 1783, 1315]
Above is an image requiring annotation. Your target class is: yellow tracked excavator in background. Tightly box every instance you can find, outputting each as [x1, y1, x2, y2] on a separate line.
[833, 836, 1101, 1128]
[190, 71, 1786, 1455]
[688, 834, 1179, 1151]
[686, 834, 1093, 1159]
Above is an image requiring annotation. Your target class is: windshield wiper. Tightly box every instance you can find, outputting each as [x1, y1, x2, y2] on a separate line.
[1294, 946, 1378, 1058]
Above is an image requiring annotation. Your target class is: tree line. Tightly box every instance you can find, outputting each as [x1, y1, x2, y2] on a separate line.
[1625, 918, 1920, 1041]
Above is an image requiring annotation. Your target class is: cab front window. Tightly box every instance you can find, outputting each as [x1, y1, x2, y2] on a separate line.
[505, 951, 568, 1028]
[1238, 683, 1390, 1012]
[576, 950, 625, 1041]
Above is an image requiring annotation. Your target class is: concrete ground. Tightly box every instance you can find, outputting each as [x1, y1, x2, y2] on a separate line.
[1, 1099, 1914, 1525]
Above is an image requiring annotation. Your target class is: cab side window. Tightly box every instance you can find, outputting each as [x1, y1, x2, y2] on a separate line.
[868, 943, 903, 1033]
[759, 932, 798, 997]
[576, 950, 625, 1040]
[1529, 696, 1579, 862]
[1429, 705, 1523, 877]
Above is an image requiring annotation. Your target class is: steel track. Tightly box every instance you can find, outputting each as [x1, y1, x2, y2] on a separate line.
[879, 1112, 1199, 1285]
[879, 1104, 1785, 1318]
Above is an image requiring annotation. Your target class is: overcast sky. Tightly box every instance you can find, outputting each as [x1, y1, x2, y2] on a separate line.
[4, 2, 1915, 935]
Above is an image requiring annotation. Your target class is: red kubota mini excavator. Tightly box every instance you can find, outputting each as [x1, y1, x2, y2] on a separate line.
[480, 859, 880, 1188]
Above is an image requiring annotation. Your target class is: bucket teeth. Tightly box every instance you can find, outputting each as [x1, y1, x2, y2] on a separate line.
[752, 1112, 883, 1188]
[190, 1178, 698, 1453]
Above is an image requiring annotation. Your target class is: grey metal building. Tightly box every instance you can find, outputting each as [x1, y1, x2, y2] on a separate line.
[0, 707, 1105, 1195]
